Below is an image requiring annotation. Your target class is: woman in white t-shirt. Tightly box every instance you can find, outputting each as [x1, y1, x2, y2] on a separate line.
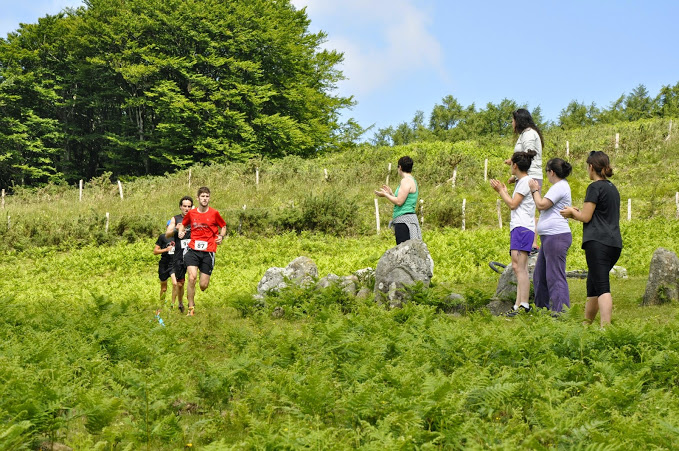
[505, 109, 544, 253]
[490, 150, 537, 316]
[528, 159, 573, 314]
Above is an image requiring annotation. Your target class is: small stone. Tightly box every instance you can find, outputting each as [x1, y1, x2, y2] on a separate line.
[272, 306, 285, 318]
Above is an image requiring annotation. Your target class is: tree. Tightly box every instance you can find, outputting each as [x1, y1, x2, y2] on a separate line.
[429, 95, 465, 141]
[0, 15, 68, 187]
[598, 94, 626, 124]
[558, 100, 599, 129]
[655, 82, 679, 118]
[391, 121, 415, 146]
[474, 98, 519, 137]
[0, 0, 353, 186]
[624, 84, 654, 121]
[371, 126, 394, 147]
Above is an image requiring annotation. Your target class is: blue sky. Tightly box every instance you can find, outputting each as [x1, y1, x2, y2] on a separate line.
[3, 0, 678, 134]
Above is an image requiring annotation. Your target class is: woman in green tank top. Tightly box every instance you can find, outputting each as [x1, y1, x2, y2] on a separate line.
[375, 156, 422, 244]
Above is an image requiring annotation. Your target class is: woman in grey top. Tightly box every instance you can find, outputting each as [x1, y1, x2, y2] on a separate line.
[505, 109, 544, 253]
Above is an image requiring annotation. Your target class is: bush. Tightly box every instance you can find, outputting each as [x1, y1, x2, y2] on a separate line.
[273, 193, 359, 235]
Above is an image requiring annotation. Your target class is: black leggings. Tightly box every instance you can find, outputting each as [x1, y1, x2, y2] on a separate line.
[584, 241, 621, 297]
[394, 223, 410, 245]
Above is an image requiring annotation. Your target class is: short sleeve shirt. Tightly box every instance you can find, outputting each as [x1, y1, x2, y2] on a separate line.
[582, 180, 623, 249]
[536, 180, 572, 236]
[182, 207, 226, 252]
[514, 128, 543, 180]
[509, 176, 536, 231]
[156, 234, 174, 264]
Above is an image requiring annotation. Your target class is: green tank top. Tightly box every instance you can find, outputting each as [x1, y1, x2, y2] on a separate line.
[392, 175, 418, 219]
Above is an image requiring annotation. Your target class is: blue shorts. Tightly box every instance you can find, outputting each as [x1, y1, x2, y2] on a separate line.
[510, 227, 535, 253]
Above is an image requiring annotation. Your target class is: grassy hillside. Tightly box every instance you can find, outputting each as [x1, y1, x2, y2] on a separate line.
[1, 118, 677, 253]
[2, 118, 679, 448]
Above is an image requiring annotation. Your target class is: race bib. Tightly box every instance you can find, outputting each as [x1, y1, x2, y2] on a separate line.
[181, 239, 190, 249]
[194, 240, 208, 251]
[168, 245, 175, 255]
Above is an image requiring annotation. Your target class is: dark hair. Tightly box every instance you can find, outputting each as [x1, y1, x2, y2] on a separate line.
[511, 150, 537, 172]
[587, 151, 613, 178]
[398, 156, 414, 173]
[197, 186, 211, 197]
[512, 108, 544, 148]
[545, 158, 572, 179]
[179, 196, 193, 207]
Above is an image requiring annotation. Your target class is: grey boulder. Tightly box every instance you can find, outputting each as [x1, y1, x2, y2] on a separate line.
[374, 240, 434, 308]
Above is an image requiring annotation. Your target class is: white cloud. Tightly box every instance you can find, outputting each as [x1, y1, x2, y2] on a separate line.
[291, 0, 443, 96]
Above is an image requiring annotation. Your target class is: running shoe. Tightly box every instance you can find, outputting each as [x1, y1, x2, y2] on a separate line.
[187, 306, 195, 316]
[506, 305, 533, 317]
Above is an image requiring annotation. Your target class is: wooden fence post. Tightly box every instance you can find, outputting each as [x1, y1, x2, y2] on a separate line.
[627, 198, 631, 221]
[105, 212, 110, 233]
[566, 141, 570, 157]
[615, 133, 620, 149]
[79, 180, 83, 202]
[118, 180, 124, 200]
[239, 205, 246, 234]
[462, 198, 466, 231]
[256, 167, 260, 186]
[374, 198, 380, 234]
[667, 120, 673, 142]
[324, 168, 328, 181]
[484, 159, 488, 182]
[496, 199, 502, 229]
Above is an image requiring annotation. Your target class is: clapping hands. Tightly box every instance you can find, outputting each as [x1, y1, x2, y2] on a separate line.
[374, 184, 393, 197]
[489, 179, 507, 194]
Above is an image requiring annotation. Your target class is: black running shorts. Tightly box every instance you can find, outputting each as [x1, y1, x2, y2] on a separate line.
[158, 259, 173, 282]
[183, 248, 215, 275]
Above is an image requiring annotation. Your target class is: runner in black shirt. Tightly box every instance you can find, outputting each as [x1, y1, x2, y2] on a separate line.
[165, 196, 193, 312]
[153, 233, 175, 303]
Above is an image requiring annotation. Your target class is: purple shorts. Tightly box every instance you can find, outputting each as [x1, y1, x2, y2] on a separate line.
[510, 227, 535, 253]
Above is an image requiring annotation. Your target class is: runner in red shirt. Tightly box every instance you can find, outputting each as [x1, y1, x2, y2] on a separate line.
[177, 186, 226, 316]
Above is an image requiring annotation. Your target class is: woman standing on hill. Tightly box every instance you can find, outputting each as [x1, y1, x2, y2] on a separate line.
[375, 156, 421, 245]
[506, 109, 544, 253]
[561, 151, 622, 328]
[528, 158, 573, 314]
[490, 150, 537, 316]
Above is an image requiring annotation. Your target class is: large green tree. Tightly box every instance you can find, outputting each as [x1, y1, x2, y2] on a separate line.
[558, 100, 600, 129]
[0, 0, 353, 187]
[655, 82, 679, 118]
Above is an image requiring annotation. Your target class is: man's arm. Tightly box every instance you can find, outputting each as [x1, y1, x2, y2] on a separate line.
[216, 226, 227, 245]
[165, 217, 176, 238]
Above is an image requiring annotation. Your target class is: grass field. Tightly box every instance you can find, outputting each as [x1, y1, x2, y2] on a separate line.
[2, 119, 679, 448]
[3, 223, 679, 449]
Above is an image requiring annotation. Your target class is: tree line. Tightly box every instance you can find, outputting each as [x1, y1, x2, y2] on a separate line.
[0, 0, 353, 188]
[371, 82, 679, 146]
